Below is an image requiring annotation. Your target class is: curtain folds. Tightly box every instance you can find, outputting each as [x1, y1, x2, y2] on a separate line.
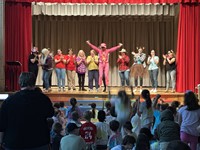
[5, 2, 32, 91]
[33, 15, 178, 86]
[5, 0, 200, 4]
[32, 3, 176, 16]
[176, 4, 200, 92]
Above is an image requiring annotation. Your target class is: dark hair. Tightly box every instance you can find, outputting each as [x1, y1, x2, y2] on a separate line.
[105, 101, 111, 110]
[160, 103, 169, 111]
[47, 118, 54, 130]
[141, 89, 152, 109]
[54, 110, 61, 117]
[171, 101, 180, 108]
[166, 140, 191, 150]
[97, 110, 106, 122]
[71, 111, 79, 121]
[59, 102, 65, 108]
[184, 91, 200, 111]
[167, 106, 176, 115]
[109, 120, 120, 132]
[135, 133, 150, 150]
[91, 103, 96, 119]
[53, 122, 63, 134]
[118, 90, 130, 107]
[123, 121, 133, 131]
[19, 72, 36, 88]
[54, 103, 60, 109]
[70, 98, 77, 112]
[122, 135, 136, 148]
[139, 128, 153, 141]
[83, 111, 92, 121]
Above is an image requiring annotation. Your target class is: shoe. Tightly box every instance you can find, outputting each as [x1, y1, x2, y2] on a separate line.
[79, 88, 81, 91]
[73, 88, 76, 91]
[153, 89, 157, 93]
[164, 89, 169, 93]
[140, 89, 142, 93]
[133, 88, 137, 92]
[62, 88, 66, 92]
[88, 89, 93, 92]
[103, 88, 106, 92]
[58, 88, 61, 92]
[150, 89, 154, 92]
[68, 88, 71, 91]
[96, 89, 99, 92]
[171, 90, 175, 93]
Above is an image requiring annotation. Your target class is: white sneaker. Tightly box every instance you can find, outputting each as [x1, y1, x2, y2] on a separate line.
[133, 88, 137, 92]
[140, 89, 142, 93]
[150, 89, 154, 92]
[153, 89, 157, 93]
[88, 89, 93, 92]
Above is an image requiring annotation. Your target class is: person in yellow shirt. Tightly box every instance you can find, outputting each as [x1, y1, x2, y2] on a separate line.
[87, 50, 99, 92]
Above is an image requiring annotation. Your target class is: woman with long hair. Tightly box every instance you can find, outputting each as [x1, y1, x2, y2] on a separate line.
[163, 50, 176, 93]
[178, 90, 200, 150]
[76, 50, 87, 91]
[138, 89, 154, 129]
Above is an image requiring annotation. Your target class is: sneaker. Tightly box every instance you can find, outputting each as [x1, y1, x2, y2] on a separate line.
[140, 89, 142, 93]
[62, 88, 66, 92]
[165, 89, 169, 93]
[82, 88, 87, 91]
[150, 89, 154, 92]
[68, 88, 71, 91]
[88, 89, 93, 92]
[96, 89, 99, 92]
[133, 88, 137, 92]
[153, 89, 157, 93]
[73, 88, 76, 91]
[58, 88, 61, 92]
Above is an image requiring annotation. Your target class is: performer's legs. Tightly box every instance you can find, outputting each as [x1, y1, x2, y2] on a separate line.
[124, 70, 130, 86]
[166, 70, 170, 91]
[55, 68, 61, 88]
[119, 71, 125, 86]
[94, 70, 99, 90]
[88, 70, 93, 90]
[135, 77, 138, 87]
[71, 70, 76, 90]
[104, 63, 109, 86]
[170, 70, 176, 92]
[149, 70, 154, 88]
[102, 72, 106, 92]
[78, 73, 81, 90]
[81, 74, 86, 91]
[61, 68, 66, 89]
[139, 77, 143, 87]
[98, 63, 103, 86]
[66, 70, 72, 90]
[153, 69, 159, 89]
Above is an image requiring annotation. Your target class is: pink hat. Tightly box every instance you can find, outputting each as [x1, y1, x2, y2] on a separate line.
[100, 43, 107, 49]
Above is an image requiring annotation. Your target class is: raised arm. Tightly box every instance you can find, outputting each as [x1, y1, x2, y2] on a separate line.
[86, 41, 101, 53]
[107, 43, 123, 53]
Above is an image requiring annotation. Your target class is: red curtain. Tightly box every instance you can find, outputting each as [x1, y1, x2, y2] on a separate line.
[5, 0, 200, 4]
[176, 4, 200, 92]
[5, 2, 32, 91]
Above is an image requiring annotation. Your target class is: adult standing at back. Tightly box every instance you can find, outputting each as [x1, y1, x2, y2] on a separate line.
[163, 50, 176, 93]
[65, 49, 76, 91]
[54, 49, 66, 92]
[0, 72, 54, 150]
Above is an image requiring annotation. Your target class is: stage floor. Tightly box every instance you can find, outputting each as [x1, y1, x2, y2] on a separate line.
[44, 87, 184, 104]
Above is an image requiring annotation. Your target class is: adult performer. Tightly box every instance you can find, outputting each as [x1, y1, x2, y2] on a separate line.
[86, 41, 123, 92]
[130, 47, 146, 93]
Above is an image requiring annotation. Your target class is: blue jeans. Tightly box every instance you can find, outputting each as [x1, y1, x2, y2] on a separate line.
[149, 69, 159, 88]
[119, 70, 130, 86]
[88, 70, 99, 89]
[55, 68, 66, 88]
[42, 69, 52, 90]
[166, 69, 176, 90]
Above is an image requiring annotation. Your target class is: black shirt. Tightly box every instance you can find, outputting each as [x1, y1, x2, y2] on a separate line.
[28, 54, 39, 68]
[0, 89, 54, 149]
[166, 57, 176, 71]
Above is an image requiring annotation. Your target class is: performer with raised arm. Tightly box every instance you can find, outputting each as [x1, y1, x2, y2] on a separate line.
[86, 41, 123, 92]
[130, 47, 146, 93]
[117, 48, 130, 86]
[28, 47, 39, 79]
[163, 50, 176, 93]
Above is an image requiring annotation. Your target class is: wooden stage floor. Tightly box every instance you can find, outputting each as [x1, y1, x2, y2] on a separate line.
[45, 87, 184, 104]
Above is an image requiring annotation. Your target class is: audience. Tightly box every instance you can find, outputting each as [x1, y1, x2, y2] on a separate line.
[166, 140, 191, 150]
[60, 123, 86, 150]
[107, 120, 122, 149]
[52, 122, 63, 150]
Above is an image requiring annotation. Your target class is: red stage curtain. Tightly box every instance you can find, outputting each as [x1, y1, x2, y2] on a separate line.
[5, 0, 200, 4]
[176, 4, 200, 92]
[5, 2, 32, 91]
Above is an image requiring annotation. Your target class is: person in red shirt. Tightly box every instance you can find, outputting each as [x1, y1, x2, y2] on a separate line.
[65, 49, 76, 91]
[80, 111, 97, 150]
[117, 48, 130, 86]
[54, 49, 66, 92]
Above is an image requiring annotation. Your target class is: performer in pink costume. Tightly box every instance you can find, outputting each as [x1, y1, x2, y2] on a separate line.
[86, 40, 123, 92]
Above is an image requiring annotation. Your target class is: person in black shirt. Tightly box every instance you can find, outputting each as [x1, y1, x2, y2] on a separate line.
[0, 72, 54, 150]
[28, 47, 39, 79]
[163, 50, 176, 93]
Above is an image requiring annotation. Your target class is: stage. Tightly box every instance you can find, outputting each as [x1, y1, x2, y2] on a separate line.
[44, 87, 184, 104]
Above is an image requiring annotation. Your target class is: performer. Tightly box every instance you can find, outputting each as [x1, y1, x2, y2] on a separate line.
[40, 48, 53, 92]
[76, 50, 87, 91]
[28, 47, 39, 78]
[147, 50, 159, 93]
[54, 49, 66, 92]
[117, 48, 130, 86]
[86, 40, 123, 92]
[130, 47, 146, 92]
[87, 50, 99, 92]
[163, 50, 176, 93]
[65, 49, 76, 91]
